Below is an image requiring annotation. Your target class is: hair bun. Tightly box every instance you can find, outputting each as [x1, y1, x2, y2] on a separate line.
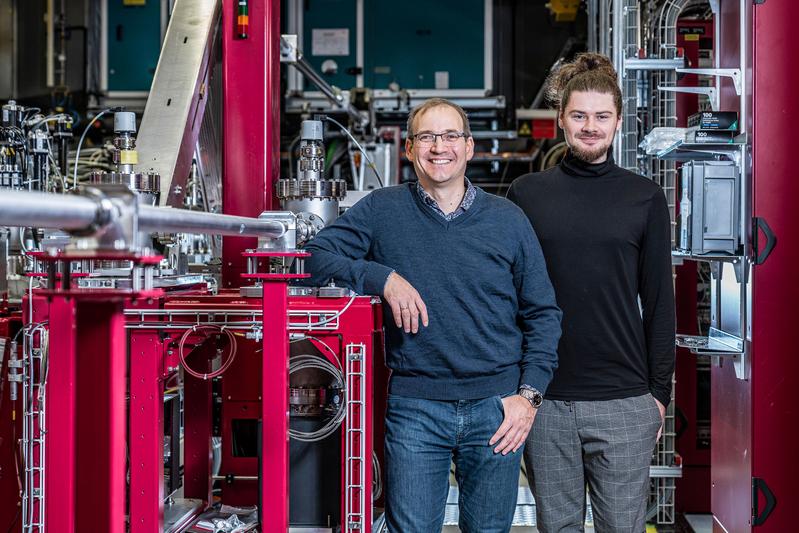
[546, 53, 618, 107]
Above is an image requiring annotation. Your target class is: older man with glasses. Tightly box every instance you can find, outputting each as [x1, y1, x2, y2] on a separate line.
[304, 98, 562, 533]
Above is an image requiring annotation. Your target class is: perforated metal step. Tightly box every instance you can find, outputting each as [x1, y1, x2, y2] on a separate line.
[442, 486, 594, 528]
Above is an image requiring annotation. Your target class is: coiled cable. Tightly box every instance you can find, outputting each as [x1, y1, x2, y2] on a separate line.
[178, 325, 237, 380]
[288, 354, 346, 442]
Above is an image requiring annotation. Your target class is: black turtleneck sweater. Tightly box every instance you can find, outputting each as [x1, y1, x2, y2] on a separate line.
[506, 153, 675, 406]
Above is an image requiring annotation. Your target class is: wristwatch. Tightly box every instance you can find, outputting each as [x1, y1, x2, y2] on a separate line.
[518, 385, 544, 409]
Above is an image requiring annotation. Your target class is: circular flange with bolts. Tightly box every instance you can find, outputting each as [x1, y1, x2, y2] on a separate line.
[276, 178, 346, 200]
[296, 211, 325, 244]
[89, 171, 161, 193]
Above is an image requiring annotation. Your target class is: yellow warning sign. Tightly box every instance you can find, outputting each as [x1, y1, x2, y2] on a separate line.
[518, 121, 531, 137]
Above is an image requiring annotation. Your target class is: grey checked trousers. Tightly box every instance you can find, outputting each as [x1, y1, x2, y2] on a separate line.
[523, 394, 663, 533]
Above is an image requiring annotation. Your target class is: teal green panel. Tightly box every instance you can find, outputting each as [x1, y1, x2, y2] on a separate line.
[302, 0, 358, 90]
[107, 0, 161, 92]
[364, 0, 485, 90]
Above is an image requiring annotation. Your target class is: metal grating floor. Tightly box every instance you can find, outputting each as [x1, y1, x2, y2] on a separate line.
[443, 486, 594, 528]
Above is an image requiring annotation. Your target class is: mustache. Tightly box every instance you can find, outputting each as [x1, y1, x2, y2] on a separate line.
[576, 133, 604, 139]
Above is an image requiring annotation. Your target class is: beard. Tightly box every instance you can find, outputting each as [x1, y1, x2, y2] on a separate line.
[569, 136, 612, 163]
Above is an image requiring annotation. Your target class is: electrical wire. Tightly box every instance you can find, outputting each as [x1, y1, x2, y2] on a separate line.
[25, 114, 68, 131]
[70, 107, 122, 190]
[308, 294, 357, 328]
[295, 334, 343, 372]
[178, 325, 238, 380]
[288, 354, 346, 442]
[323, 116, 385, 188]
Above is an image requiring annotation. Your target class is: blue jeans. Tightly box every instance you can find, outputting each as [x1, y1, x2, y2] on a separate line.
[385, 394, 522, 533]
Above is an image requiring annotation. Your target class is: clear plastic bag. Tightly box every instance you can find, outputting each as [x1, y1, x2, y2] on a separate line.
[639, 127, 686, 155]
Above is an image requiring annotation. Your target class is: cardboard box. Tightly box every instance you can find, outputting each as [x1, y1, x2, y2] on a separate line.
[687, 111, 739, 131]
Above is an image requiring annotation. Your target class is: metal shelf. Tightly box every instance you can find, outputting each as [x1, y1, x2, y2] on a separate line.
[650, 465, 683, 478]
[677, 329, 747, 380]
[655, 136, 747, 161]
[672, 250, 743, 263]
[676, 333, 743, 356]
[672, 250, 748, 283]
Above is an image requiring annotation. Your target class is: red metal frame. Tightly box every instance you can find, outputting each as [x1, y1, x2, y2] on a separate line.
[221, 0, 281, 287]
[122, 290, 383, 531]
[42, 295, 129, 533]
[751, 0, 799, 531]
[261, 280, 290, 530]
[11, 0, 389, 529]
[0, 311, 23, 533]
[128, 299, 166, 532]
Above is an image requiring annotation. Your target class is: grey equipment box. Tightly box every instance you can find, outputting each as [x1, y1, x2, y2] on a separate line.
[678, 160, 741, 255]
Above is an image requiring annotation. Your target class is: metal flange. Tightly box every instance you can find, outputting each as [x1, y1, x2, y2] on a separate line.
[276, 179, 347, 200]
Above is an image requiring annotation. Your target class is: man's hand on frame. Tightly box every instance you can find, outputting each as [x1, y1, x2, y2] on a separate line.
[490, 395, 537, 455]
[383, 272, 429, 334]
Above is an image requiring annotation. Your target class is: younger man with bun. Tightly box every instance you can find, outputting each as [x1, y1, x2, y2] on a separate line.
[507, 53, 675, 532]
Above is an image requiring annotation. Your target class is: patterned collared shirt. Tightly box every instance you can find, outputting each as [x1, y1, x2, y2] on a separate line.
[415, 178, 477, 221]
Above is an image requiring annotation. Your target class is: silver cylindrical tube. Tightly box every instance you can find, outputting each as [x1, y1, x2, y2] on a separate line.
[0, 190, 99, 230]
[138, 206, 287, 239]
[294, 55, 366, 127]
[0, 190, 287, 240]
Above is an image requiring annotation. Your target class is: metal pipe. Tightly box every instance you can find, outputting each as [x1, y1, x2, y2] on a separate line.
[138, 206, 286, 239]
[612, 0, 624, 164]
[291, 53, 366, 128]
[0, 190, 99, 230]
[587, 0, 597, 53]
[0, 189, 287, 239]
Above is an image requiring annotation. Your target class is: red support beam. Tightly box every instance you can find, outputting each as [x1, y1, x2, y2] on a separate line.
[45, 297, 77, 533]
[129, 326, 166, 533]
[261, 281, 290, 531]
[222, 0, 281, 287]
[74, 300, 128, 533]
[45, 297, 128, 533]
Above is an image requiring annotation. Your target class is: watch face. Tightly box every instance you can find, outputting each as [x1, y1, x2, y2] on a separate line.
[532, 393, 543, 407]
[521, 389, 542, 407]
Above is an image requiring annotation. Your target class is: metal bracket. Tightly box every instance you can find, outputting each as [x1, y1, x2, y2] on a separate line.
[657, 86, 718, 111]
[677, 330, 747, 380]
[280, 34, 298, 63]
[675, 68, 742, 95]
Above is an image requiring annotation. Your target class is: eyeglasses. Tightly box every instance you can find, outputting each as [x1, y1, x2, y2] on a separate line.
[411, 131, 469, 145]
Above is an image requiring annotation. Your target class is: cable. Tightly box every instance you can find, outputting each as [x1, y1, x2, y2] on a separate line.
[308, 294, 357, 328]
[25, 114, 68, 131]
[178, 325, 237, 380]
[70, 106, 123, 190]
[288, 354, 346, 442]
[294, 334, 343, 372]
[323, 116, 385, 187]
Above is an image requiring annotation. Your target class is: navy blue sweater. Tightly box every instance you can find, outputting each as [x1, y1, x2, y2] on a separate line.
[304, 183, 562, 400]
